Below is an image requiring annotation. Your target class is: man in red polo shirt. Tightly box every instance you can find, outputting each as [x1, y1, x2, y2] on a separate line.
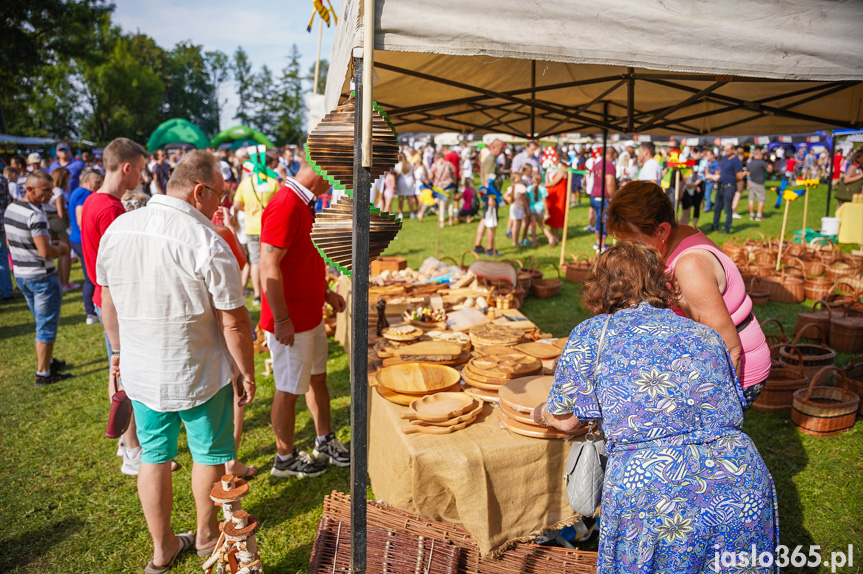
[260, 158, 347, 478]
[82, 136, 147, 476]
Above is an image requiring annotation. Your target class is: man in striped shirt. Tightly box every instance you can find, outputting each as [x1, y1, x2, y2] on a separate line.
[4, 170, 73, 385]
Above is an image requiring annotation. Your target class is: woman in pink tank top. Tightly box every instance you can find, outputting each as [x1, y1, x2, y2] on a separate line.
[606, 182, 771, 408]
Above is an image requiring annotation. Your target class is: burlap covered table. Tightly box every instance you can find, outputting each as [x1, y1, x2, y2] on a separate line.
[368, 387, 583, 556]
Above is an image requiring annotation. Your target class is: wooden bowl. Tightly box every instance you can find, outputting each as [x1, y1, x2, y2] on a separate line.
[376, 363, 461, 394]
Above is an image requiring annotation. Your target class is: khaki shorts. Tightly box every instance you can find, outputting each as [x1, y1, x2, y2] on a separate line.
[748, 182, 766, 203]
[247, 234, 261, 265]
[266, 320, 328, 395]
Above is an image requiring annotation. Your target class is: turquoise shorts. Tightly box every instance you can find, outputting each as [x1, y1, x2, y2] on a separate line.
[131, 383, 235, 465]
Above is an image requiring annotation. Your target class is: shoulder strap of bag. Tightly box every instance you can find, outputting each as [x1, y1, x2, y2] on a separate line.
[594, 314, 612, 376]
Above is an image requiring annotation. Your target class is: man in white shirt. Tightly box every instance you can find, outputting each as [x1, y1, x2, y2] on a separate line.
[637, 142, 667, 204]
[97, 150, 256, 572]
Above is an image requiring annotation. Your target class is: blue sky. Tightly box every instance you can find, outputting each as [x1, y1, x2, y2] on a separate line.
[112, 0, 338, 130]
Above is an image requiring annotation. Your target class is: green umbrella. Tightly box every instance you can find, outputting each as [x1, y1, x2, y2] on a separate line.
[211, 126, 275, 149]
[147, 118, 210, 152]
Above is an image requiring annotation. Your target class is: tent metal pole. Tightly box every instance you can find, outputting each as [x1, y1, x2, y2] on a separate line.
[350, 48, 371, 574]
[627, 67, 634, 133]
[826, 132, 836, 217]
[530, 60, 536, 138]
[599, 102, 608, 248]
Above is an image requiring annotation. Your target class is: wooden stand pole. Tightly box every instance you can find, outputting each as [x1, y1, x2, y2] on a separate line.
[559, 171, 572, 268]
[674, 169, 681, 215]
[776, 198, 791, 271]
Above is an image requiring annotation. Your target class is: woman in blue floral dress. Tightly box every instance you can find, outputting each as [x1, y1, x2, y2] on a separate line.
[539, 242, 779, 574]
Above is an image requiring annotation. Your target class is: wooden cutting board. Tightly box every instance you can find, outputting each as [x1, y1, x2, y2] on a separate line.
[464, 363, 514, 385]
[469, 324, 523, 346]
[375, 381, 462, 406]
[381, 350, 470, 368]
[463, 385, 499, 403]
[552, 338, 568, 350]
[382, 325, 424, 342]
[498, 375, 554, 413]
[515, 342, 561, 360]
[473, 345, 518, 356]
[394, 341, 462, 361]
[497, 408, 579, 439]
[469, 353, 542, 378]
[400, 392, 475, 422]
[376, 363, 461, 394]
[409, 401, 484, 427]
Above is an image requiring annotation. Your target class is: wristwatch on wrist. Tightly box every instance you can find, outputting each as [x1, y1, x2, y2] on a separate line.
[111, 350, 121, 356]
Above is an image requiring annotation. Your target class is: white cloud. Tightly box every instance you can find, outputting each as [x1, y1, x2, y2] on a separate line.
[112, 0, 338, 130]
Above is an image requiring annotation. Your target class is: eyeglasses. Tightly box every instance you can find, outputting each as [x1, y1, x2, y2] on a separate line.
[194, 181, 228, 202]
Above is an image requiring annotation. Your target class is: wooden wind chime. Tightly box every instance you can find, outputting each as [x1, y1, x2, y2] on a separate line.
[203, 474, 263, 574]
[305, 96, 401, 274]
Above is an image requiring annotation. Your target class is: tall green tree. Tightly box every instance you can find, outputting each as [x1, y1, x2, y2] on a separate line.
[233, 47, 253, 126]
[308, 58, 329, 96]
[163, 42, 218, 137]
[204, 50, 231, 130]
[0, 0, 113, 135]
[248, 65, 279, 139]
[273, 44, 306, 146]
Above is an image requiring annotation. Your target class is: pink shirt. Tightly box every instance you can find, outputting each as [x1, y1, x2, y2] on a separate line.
[666, 231, 771, 388]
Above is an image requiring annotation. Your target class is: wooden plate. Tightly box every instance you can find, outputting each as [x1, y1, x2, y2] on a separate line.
[498, 375, 554, 413]
[474, 345, 519, 356]
[374, 382, 462, 406]
[383, 325, 423, 342]
[464, 363, 515, 385]
[462, 370, 507, 392]
[409, 400, 484, 427]
[515, 342, 561, 360]
[497, 409, 578, 439]
[394, 341, 462, 361]
[401, 414, 476, 434]
[376, 363, 461, 394]
[552, 338, 568, 350]
[498, 401, 537, 425]
[469, 353, 542, 378]
[400, 392, 475, 422]
[469, 324, 523, 346]
[464, 385, 499, 403]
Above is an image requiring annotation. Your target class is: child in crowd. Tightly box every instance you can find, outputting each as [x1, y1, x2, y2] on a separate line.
[526, 173, 555, 246]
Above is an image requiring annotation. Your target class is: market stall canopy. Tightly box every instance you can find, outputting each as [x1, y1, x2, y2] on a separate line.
[210, 126, 275, 149]
[147, 118, 210, 153]
[325, 0, 863, 137]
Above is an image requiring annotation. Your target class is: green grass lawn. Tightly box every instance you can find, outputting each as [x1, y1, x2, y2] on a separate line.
[1, 182, 861, 573]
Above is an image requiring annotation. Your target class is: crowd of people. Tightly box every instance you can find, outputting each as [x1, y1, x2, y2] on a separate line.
[1, 138, 349, 572]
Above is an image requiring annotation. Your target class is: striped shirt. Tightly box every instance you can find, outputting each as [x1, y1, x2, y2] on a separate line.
[4, 201, 55, 278]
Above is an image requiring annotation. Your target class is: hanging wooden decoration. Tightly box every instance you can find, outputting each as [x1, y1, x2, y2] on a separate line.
[306, 95, 401, 275]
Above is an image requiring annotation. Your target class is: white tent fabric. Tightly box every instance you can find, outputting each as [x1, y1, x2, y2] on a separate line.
[325, 0, 863, 136]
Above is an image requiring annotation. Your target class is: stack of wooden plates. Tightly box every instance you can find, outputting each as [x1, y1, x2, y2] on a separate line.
[373, 363, 462, 406]
[468, 324, 524, 349]
[398, 392, 484, 434]
[381, 325, 423, 343]
[514, 341, 562, 375]
[461, 351, 542, 403]
[311, 196, 402, 274]
[497, 375, 587, 439]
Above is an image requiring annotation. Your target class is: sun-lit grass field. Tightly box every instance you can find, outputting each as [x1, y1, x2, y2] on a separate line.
[1, 182, 861, 573]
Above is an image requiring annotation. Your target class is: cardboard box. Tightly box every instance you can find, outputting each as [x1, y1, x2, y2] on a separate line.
[371, 256, 407, 275]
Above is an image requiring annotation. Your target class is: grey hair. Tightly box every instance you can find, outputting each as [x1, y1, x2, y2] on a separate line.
[166, 150, 220, 199]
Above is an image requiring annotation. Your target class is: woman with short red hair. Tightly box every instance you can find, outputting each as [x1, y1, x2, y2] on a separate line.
[604, 181, 770, 407]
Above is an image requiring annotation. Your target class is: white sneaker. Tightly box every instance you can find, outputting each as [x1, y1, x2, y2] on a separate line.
[732, 213, 742, 219]
[86, 314, 99, 326]
[116, 437, 125, 457]
[121, 446, 142, 476]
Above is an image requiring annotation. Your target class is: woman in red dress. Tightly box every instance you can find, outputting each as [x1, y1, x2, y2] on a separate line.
[544, 151, 567, 246]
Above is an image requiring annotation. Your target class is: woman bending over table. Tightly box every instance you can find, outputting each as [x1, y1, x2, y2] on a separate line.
[537, 242, 778, 574]
[605, 181, 770, 408]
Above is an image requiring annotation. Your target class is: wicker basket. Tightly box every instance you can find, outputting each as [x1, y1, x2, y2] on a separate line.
[803, 277, 833, 302]
[825, 258, 857, 281]
[829, 302, 863, 354]
[793, 301, 833, 344]
[761, 269, 805, 304]
[460, 250, 481, 271]
[791, 367, 860, 436]
[753, 251, 774, 266]
[784, 242, 807, 258]
[321, 491, 599, 574]
[842, 355, 863, 416]
[815, 240, 840, 265]
[531, 263, 562, 298]
[752, 347, 809, 412]
[722, 237, 746, 259]
[777, 324, 836, 380]
[746, 277, 769, 305]
[761, 318, 790, 360]
[563, 253, 592, 284]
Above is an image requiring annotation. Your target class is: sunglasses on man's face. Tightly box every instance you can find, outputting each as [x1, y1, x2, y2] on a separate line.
[194, 181, 228, 202]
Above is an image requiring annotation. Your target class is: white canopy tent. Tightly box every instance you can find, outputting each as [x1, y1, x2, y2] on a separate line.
[325, 0, 863, 137]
